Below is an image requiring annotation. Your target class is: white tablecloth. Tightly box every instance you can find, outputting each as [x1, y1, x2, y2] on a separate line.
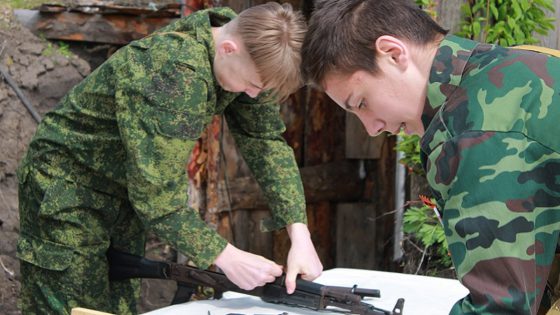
[144, 268, 469, 315]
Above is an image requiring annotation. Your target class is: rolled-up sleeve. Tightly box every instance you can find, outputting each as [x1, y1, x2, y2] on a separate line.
[225, 93, 307, 231]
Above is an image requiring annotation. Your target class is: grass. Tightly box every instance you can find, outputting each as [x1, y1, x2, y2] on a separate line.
[5, 0, 56, 9]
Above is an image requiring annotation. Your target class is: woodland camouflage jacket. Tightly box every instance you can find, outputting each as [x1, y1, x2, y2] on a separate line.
[422, 35, 560, 314]
[17, 7, 306, 269]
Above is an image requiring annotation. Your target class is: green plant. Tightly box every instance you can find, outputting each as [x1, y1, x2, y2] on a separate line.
[395, 131, 424, 176]
[415, 0, 438, 18]
[403, 203, 452, 268]
[42, 41, 72, 58]
[4, 0, 48, 9]
[57, 41, 72, 58]
[458, 0, 556, 46]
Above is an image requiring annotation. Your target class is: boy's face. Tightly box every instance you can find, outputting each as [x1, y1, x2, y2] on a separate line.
[214, 47, 264, 98]
[323, 68, 426, 137]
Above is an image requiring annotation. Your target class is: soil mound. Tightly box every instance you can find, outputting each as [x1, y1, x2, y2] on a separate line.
[0, 5, 90, 314]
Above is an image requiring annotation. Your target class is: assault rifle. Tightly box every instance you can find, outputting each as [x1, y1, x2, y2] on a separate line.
[107, 248, 405, 315]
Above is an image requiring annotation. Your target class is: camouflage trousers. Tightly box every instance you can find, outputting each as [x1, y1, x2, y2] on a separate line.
[17, 167, 146, 315]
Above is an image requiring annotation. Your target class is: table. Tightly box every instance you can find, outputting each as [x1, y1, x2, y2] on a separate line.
[144, 268, 469, 315]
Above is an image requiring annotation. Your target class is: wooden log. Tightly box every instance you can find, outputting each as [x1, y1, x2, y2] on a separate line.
[217, 159, 365, 211]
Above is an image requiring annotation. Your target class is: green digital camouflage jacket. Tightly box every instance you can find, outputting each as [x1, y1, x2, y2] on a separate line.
[422, 35, 560, 314]
[17, 7, 306, 269]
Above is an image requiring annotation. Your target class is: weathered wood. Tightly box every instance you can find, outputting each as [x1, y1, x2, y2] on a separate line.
[218, 159, 365, 211]
[272, 228, 290, 264]
[535, 0, 560, 49]
[304, 89, 346, 165]
[14, 9, 177, 45]
[368, 136, 398, 271]
[307, 202, 335, 268]
[345, 112, 385, 159]
[282, 90, 306, 165]
[229, 208, 273, 259]
[436, 0, 463, 35]
[336, 203, 377, 269]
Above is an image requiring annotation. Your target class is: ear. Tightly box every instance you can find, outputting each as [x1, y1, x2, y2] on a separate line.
[217, 39, 239, 56]
[374, 35, 409, 71]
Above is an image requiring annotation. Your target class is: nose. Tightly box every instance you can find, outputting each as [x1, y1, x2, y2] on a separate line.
[356, 114, 384, 136]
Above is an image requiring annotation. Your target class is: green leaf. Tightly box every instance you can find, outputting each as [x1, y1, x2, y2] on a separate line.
[511, 0, 523, 17]
[473, 21, 481, 36]
[490, 4, 499, 19]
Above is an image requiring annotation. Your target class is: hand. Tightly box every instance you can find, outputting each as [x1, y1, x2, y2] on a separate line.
[214, 243, 283, 290]
[284, 223, 323, 294]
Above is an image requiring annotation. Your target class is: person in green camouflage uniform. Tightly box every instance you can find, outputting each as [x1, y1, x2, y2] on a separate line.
[301, 0, 560, 314]
[17, 3, 323, 314]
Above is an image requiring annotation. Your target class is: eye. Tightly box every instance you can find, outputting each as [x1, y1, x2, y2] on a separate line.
[357, 100, 366, 109]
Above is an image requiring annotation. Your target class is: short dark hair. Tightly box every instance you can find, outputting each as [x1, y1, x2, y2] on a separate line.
[301, 0, 448, 88]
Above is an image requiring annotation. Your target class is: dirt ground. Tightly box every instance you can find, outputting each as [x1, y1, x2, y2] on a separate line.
[0, 5, 91, 314]
[0, 5, 178, 314]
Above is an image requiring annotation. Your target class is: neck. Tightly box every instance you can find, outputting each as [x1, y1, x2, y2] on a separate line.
[414, 36, 443, 82]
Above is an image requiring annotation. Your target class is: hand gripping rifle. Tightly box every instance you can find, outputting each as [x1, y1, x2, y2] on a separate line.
[107, 248, 405, 315]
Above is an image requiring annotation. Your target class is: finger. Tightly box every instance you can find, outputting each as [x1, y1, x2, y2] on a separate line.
[268, 263, 283, 277]
[284, 267, 298, 294]
[264, 274, 276, 284]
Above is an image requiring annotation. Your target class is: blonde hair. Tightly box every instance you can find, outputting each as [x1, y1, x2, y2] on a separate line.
[233, 2, 307, 101]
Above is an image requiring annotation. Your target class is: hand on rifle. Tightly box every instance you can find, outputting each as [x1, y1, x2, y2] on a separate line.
[285, 223, 323, 294]
[214, 243, 283, 290]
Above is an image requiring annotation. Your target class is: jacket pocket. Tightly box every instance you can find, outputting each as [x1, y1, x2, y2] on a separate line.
[152, 107, 207, 140]
[17, 235, 74, 271]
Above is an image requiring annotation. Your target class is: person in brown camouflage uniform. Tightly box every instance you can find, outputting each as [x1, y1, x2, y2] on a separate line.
[17, 3, 323, 314]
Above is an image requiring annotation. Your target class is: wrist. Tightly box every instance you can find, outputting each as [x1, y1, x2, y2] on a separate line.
[286, 222, 311, 240]
[214, 243, 235, 267]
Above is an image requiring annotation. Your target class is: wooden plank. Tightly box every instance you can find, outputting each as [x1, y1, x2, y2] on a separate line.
[229, 209, 273, 259]
[71, 308, 113, 315]
[371, 136, 398, 271]
[336, 203, 376, 269]
[282, 91, 306, 165]
[345, 112, 385, 159]
[217, 160, 365, 210]
[304, 89, 346, 165]
[535, 0, 560, 49]
[308, 202, 335, 268]
[436, 0, 463, 35]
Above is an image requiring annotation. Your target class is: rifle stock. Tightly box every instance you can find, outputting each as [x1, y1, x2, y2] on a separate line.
[107, 248, 404, 315]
